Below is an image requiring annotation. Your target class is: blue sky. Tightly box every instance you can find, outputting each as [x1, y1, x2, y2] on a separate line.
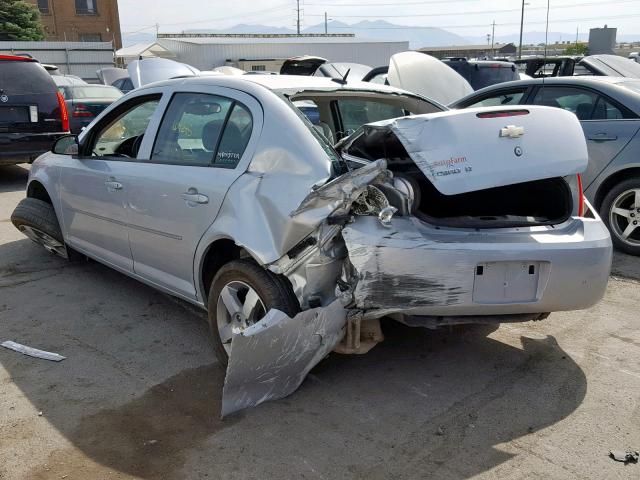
[118, 0, 640, 38]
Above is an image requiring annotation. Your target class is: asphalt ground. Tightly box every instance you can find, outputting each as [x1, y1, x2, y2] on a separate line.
[1, 164, 639, 479]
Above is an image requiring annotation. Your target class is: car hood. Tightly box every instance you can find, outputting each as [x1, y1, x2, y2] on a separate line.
[580, 55, 640, 78]
[387, 51, 473, 105]
[127, 58, 200, 89]
[96, 67, 129, 86]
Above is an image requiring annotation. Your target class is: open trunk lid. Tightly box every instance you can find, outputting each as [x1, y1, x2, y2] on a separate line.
[127, 58, 200, 89]
[280, 56, 327, 76]
[347, 106, 587, 196]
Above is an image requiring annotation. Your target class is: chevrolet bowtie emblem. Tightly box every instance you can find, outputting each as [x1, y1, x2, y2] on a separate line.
[499, 125, 525, 138]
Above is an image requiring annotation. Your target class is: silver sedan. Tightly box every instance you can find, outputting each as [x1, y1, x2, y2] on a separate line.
[11, 75, 612, 415]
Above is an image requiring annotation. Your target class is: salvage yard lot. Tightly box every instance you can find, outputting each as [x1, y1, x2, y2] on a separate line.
[1, 164, 639, 480]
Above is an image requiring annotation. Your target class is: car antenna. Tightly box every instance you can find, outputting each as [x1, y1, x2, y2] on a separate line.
[332, 68, 351, 85]
[540, 0, 550, 103]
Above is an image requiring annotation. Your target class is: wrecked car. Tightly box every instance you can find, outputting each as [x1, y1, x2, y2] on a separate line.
[11, 75, 612, 416]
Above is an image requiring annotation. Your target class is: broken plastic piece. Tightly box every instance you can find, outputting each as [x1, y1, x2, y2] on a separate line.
[221, 299, 347, 417]
[609, 450, 639, 464]
[1, 340, 66, 362]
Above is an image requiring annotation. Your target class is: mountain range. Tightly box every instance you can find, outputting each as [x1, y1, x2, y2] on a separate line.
[122, 20, 640, 49]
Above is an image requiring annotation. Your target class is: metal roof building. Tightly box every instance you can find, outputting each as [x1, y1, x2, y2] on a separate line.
[153, 34, 409, 71]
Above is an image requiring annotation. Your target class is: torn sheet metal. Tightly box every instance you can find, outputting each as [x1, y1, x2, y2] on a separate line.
[357, 106, 587, 195]
[1, 341, 66, 362]
[221, 299, 347, 417]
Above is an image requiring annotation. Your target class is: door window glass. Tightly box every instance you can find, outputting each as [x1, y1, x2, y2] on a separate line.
[91, 97, 160, 158]
[215, 103, 253, 168]
[532, 87, 599, 120]
[467, 90, 526, 108]
[151, 93, 252, 168]
[592, 96, 624, 120]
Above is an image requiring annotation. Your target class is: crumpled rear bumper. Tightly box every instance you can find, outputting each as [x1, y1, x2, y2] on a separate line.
[342, 215, 612, 318]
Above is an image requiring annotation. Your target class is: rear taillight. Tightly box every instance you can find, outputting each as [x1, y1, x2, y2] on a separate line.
[476, 110, 529, 118]
[72, 103, 94, 118]
[56, 91, 70, 132]
[577, 174, 585, 217]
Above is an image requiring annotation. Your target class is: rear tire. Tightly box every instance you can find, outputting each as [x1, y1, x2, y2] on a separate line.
[11, 198, 70, 259]
[207, 259, 299, 366]
[600, 176, 640, 256]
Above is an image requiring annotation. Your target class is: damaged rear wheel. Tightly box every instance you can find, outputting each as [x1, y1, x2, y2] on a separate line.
[207, 259, 299, 366]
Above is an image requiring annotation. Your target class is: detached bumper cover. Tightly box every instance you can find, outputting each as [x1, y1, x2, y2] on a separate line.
[343, 215, 612, 318]
[222, 299, 347, 417]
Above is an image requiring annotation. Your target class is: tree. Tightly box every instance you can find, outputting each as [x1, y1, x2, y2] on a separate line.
[0, 0, 45, 41]
[565, 43, 589, 56]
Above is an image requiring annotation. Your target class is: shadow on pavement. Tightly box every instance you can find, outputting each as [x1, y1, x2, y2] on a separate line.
[0, 238, 587, 480]
[612, 251, 640, 282]
[0, 165, 29, 193]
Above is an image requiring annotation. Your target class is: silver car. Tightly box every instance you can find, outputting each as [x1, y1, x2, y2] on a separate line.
[11, 75, 612, 415]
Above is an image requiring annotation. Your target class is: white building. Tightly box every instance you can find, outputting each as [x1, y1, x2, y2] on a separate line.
[149, 34, 408, 71]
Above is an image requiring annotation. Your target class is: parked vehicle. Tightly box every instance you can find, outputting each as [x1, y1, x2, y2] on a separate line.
[515, 54, 640, 78]
[111, 77, 135, 93]
[12, 74, 611, 415]
[451, 76, 640, 255]
[313, 62, 372, 82]
[0, 55, 70, 166]
[56, 84, 122, 134]
[441, 58, 520, 90]
[279, 55, 327, 75]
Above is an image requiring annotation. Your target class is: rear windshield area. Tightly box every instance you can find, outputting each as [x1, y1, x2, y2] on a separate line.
[0, 60, 56, 95]
[67, 86, 122, 100]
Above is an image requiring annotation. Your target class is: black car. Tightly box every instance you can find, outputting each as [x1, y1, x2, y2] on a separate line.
[441, 58, 520, 90]
[0, 55, 69, 166]
[56, 84, 122, 134]
[515, 54, 640, 79]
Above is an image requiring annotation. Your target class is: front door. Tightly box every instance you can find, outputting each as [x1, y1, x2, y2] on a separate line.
[58, 95, 163, 271]
[124, 87, 262, 300]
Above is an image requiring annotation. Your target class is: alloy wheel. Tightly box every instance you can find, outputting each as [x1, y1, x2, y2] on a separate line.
[215, 280, 266, 354]
[609, 188, 640, 247]
[18, 225, 68, 258]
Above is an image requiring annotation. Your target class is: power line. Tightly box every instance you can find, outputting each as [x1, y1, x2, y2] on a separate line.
[304, 0, 637, 18]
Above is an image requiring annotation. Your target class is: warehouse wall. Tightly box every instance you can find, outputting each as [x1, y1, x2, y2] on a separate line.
[0, 41, 114, 82]
[157, 38, 408, 70]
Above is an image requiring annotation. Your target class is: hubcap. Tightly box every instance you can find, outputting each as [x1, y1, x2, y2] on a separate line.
[18, 225, 68, 258]
[216, 281, 266, 354]
[609, 188, 640, 247]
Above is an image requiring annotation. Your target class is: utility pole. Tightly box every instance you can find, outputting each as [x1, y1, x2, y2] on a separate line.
[296, 0, 301, 36]
[575, 26, 579, 48]
[518, 0, 525, 59]
[325, 12, 328, 35]
[491, 20, 495, 58]
[155, 23, 159, 39]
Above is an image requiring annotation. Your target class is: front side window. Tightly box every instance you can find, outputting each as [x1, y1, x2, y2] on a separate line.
[467, 90, 526, 108]
[531, 87, 599, 120]
[75, 0, 97, 15]
[90, 97, 160, 158]
[151, 93, 252, 168]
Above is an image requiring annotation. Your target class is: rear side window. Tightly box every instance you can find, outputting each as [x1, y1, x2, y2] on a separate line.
[531, 87, 598, 120]
[467, 90, 526, 108]
[151, 93, 252, 168]
[0, 60, 56, 95]
[334, 99, 405, 137]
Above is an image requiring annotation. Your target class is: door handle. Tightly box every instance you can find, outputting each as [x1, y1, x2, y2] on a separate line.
[105, 179, 123, 190]
[181, 188, 209, 205]
[588, 133, 617, 142]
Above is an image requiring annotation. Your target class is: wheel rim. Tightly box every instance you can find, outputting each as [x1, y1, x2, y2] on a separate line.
[18, 225, 68, 258]
[215, 281, 266, 354]
[609, 188, 640, 247]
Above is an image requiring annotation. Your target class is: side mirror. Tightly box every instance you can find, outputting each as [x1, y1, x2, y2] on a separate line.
[52, 135, 79, 155]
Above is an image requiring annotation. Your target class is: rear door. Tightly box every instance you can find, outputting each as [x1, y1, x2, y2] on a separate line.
[124, 85, 262, 300]
[528, 85, 640, 187]
[59, 94, 163, 271]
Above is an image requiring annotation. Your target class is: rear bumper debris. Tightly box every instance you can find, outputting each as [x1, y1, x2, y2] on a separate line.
[222, 299, 348, 417]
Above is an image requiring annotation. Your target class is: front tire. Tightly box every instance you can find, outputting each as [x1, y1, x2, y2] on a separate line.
[600, 177, 640, 256]
[11, 198, 69, 258]
[207, 259, 299, 366]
